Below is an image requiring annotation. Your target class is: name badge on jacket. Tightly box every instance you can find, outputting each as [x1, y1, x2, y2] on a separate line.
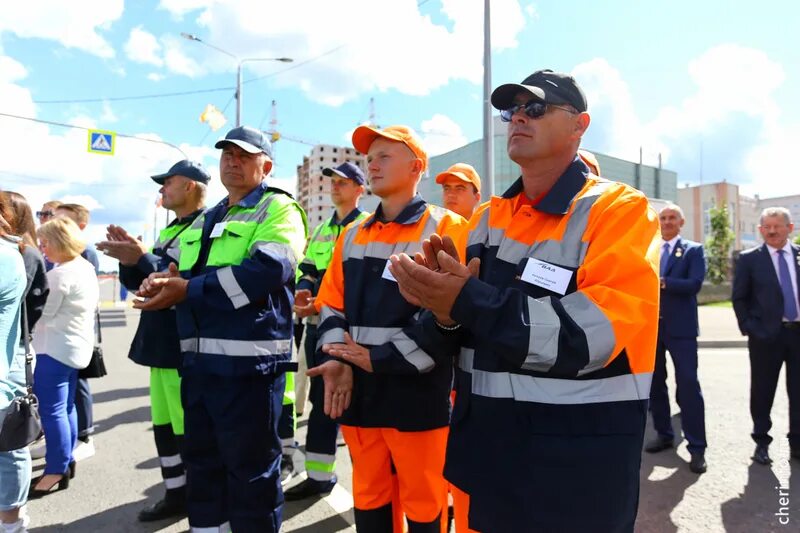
[382, 260, 397, 283]
[521, 258, 573, 295]
[210, 222, 227, 238]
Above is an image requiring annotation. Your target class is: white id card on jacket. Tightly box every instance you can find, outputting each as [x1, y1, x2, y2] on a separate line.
[521, 258, 573, 295]
[210, 222, 227, 238]
[382, 260, 397, 282]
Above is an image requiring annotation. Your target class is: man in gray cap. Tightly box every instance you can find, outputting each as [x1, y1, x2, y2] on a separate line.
[97, 159, 209, 522]
[389, 70, 660, 532]
[134, 126, 307, 532]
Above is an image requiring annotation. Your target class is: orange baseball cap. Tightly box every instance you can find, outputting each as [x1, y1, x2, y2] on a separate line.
[435, 163, 481, 192]
[352, 125, 428, 172]
[578, 149, 601, 175]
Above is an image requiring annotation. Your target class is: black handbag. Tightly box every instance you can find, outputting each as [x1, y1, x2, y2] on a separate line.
[79, 309, 107, 379]
[0, 302, 43, 452]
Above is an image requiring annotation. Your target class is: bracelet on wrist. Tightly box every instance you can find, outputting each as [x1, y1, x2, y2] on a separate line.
[434, 318, 461, 331]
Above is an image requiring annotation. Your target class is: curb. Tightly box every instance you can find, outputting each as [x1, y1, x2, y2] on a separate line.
[698, 339, 747, 349]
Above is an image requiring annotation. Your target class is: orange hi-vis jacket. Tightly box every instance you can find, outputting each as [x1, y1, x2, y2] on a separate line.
[440, 157, 661, 531]
[314, 194, 467, 431]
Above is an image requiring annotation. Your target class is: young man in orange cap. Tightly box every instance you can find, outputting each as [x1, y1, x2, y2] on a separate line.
[435, 163, 482, 220]
[308, 125, 467, 533]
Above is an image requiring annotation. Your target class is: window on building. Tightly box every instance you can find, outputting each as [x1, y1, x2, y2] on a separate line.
[333, 148, 338, 153]
[320, 146, 324, 152]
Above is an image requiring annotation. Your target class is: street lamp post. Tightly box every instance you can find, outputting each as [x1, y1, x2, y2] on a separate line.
[181, 33, 292, 127]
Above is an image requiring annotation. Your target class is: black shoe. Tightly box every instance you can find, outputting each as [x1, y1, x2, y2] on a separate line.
[284, 477, 337, 501]
[689, 453, 707, 474]
[280, 454, 296, 486]
[791, 449, 800, 462]
[644, 437, 674, 453]
[28, 473, 69, 499]
[138, 494, 186, 522]
[752, 444, 771, 465]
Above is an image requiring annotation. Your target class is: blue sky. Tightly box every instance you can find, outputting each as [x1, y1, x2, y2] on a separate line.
[1, 0, 798, 269]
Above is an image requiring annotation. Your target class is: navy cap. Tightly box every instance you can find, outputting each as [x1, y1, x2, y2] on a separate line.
[491, 69, 587, 112]
[214, 126, 273, 158]
[151, 159, 211, 185]
[322, 162, 366, 185]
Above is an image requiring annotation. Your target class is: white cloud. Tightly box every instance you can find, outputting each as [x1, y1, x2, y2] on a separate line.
[100, 101, 118, 123]
[0, 0, 122, 58]
[574, 45, 794, 199]
[147, 73, 165, 82]
[124, 26, 164, 67]
[420, 114, 469, 156]
[157, 0, 531, 105]
[162, 36, 205, 78]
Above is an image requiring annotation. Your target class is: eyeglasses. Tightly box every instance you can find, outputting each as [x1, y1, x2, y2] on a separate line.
[499, 101, 577, 122]
[36, 210, 55, 219]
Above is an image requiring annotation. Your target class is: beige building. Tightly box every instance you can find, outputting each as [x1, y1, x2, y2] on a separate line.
[677, 182, 799, 251]
[295, 144, 379, 230]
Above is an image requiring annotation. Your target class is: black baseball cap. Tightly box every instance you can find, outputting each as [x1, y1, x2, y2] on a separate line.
[214, 126, 273, 158]
[151, 160, 211, 185]
[491, 69, 587, 113]
[322, 162, 366, 185]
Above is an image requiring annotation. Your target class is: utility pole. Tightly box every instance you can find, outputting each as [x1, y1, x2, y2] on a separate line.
[482, 0, 494, 196]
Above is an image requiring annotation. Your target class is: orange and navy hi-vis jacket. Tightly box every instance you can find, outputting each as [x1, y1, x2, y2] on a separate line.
[314, 194, 468, 431]
[441, 157, 660, 498]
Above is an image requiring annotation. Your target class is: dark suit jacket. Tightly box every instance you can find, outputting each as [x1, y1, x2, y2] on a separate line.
[732, 243, 800, 340]
[659, 238, 706, 338]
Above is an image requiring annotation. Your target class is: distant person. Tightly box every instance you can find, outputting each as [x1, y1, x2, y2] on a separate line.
[732, 207, 800, 465]
[30, 217, 99, 498]
[435, 163, 481, 220]
[53, 203, 99, 462]
[645, 204, 708, 474]
[97, 159, 209, 522]
[36, 201, 61, 227]
[0, 192, 32, 533]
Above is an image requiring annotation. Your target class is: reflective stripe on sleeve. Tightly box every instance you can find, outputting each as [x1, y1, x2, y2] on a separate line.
[216, 266, 250, 309]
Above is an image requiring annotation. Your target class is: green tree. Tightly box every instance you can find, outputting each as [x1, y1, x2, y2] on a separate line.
[705, 203, 734, 285]
[794, 233, 800, 245]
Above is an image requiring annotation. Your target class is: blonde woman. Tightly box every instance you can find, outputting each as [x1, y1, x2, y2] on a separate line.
[29, 218, 98, 498]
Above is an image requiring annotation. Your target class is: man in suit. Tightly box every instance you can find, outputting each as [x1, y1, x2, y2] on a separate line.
[645, 204, 708, 473]
[733, 206, 800, 465]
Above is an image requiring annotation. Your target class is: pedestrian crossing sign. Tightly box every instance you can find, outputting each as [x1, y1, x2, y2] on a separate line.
[88, 129, 116, 155]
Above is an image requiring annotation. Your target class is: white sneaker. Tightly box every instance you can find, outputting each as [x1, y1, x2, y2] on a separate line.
[72, 437, 95, 462]
[0, 518, 27, 533]
[29, 442, 46, 460]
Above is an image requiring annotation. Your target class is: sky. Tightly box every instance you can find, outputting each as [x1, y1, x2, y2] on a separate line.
[1, 0, 798, 270]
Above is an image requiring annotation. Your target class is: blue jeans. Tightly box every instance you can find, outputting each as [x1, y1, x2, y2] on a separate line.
[0, 344, 32, 510]
[34, 354, 78, 475]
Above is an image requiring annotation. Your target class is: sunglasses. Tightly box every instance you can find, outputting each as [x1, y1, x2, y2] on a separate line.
[499, 101, 577, 122]
[36, 210, 55, 218]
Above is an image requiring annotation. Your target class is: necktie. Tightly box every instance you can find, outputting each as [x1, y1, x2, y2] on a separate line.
[660, 242, 670, 277]
[777, 249, 799, 321]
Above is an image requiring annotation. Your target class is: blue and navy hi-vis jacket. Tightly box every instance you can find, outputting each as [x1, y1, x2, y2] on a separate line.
[120, 210, 201, 369]
[175, 181, 308, 377]
[314, 195, 468, 431]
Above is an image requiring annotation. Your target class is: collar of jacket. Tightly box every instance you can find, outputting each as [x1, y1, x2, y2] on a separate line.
[502, 156, 589, 215]
[329, 207, 364, 227]
[168, 208, 204, 227]
[363, 194, 427, 228]
[217, 180, 269, 210]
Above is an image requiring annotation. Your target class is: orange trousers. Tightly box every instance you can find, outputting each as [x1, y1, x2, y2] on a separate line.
[450, 483, 480, 533]
[341, 425, 449, 532]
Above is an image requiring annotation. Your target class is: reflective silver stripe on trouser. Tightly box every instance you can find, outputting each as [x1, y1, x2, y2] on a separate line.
[164, 474, 186, 489]
[306, 452, 336, 481]
[180, 338, 291, 356]
[191, 522, 231, 533]
[458, 348, 651, 404]
[160, 453, 182, 468]
[250, 241, 298, 273]
[317, 306, 346, 347]
[216, 266, 250, 309]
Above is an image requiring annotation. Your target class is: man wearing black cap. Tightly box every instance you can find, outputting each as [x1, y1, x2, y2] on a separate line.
[285, 161, 369, 500]
[97, 159, 209, 522]
[134, 126, 308, 532]
[389, 70, 660, 532]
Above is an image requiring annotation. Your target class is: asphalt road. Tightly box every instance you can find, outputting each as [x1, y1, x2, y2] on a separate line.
[23, 303, 798, 532]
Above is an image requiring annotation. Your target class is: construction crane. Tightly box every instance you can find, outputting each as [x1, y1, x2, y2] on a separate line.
[266, 100, 318, 162]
